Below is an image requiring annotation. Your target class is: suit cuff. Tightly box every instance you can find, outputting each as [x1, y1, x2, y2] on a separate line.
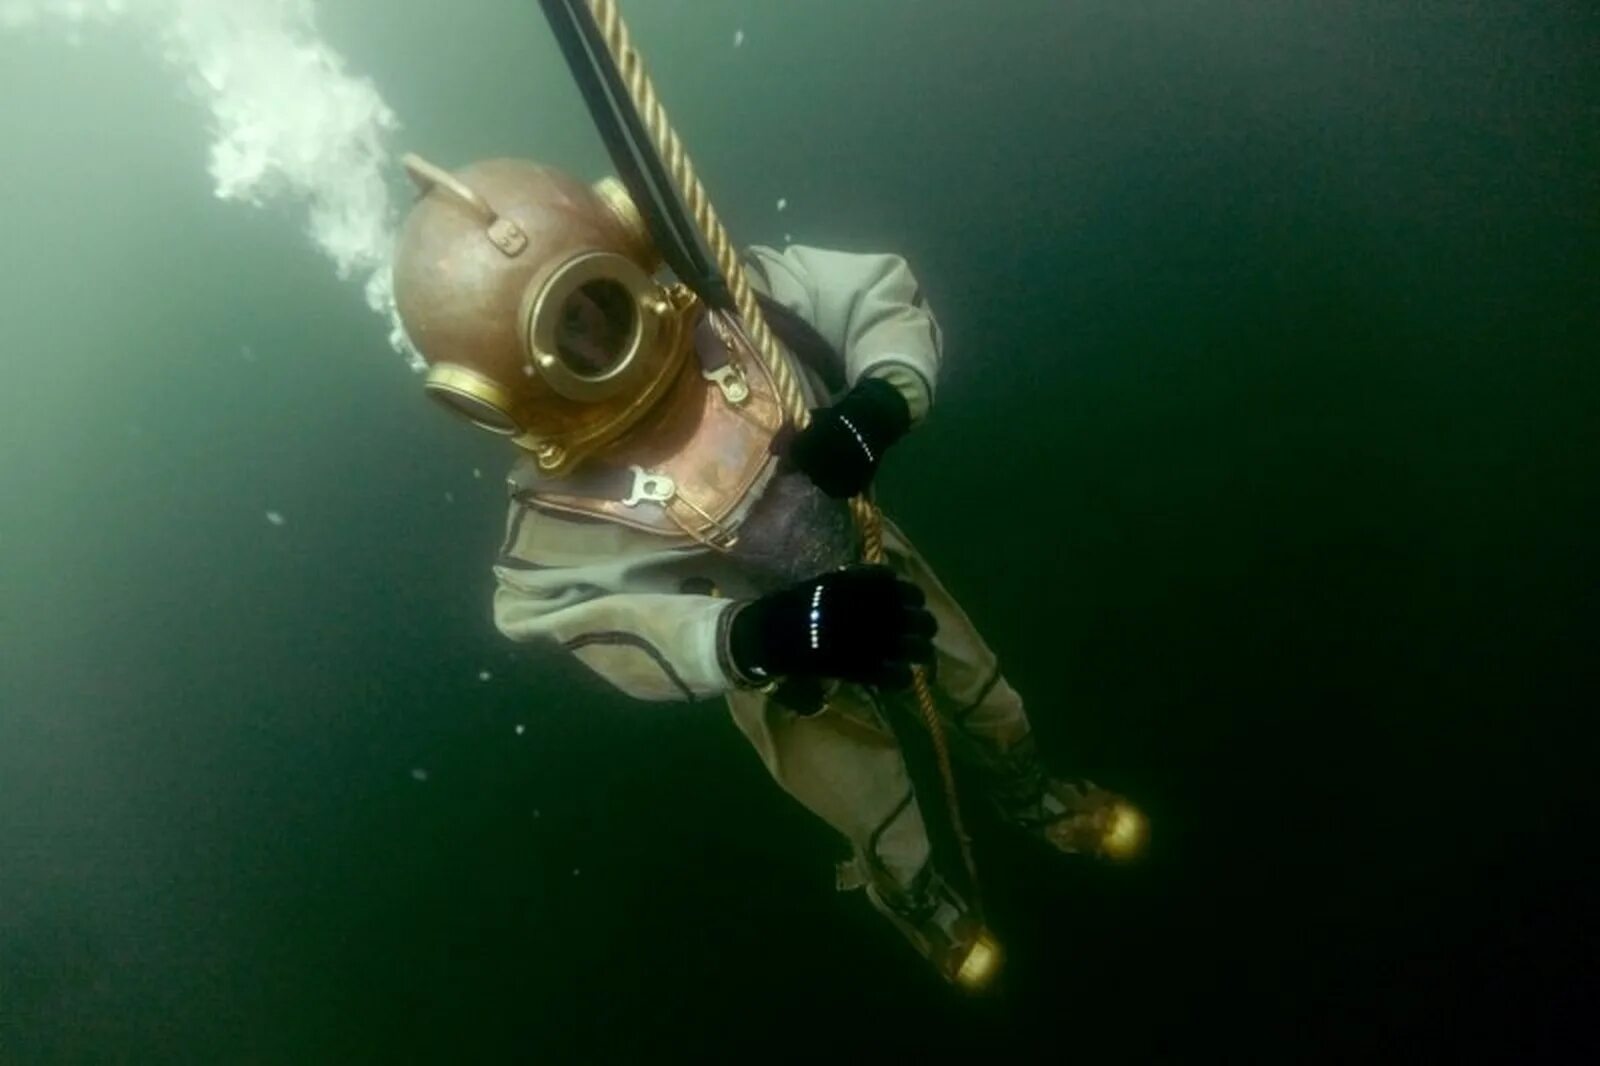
[859, 359, 932, 425]
[716, 600, 776, 690]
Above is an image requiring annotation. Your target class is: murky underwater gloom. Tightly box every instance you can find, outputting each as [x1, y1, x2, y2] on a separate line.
[1, 1, 1595, 1061]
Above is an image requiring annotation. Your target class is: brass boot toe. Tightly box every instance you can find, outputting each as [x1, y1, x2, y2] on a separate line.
[952, 928, 1004, 992]
[865, 879, 1003, 993]
[1097, 799, 1149, 861]
[1025, 781, 1150, 861]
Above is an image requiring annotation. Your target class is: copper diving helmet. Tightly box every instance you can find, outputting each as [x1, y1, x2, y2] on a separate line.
[391, 154, 696, 475]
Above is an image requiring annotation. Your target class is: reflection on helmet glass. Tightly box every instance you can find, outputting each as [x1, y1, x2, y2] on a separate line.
[555, 279, 635, 378]
[430, 388, 518, 434]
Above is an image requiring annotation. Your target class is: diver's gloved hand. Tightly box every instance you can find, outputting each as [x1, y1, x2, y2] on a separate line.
[728, 564, 936, 692]
[774, 377, 912, 498]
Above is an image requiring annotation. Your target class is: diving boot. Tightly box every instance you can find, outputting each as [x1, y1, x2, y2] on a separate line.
[987, 735, 1149, 861]
[860, 864, 1002, 993]
[1001, 776, 1149, 860]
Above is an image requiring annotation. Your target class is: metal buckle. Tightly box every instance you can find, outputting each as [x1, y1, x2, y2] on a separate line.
[702, 362, 750, 405]
[623, 465, 676, 507]
[703, 310, 752, 405]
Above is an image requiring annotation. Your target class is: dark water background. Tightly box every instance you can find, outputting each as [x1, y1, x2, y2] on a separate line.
[2, 1, 1596, 1061]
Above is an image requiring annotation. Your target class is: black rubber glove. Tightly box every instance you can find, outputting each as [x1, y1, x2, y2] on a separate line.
[774, 376, 912, 499]
[728, 564, 937, 691]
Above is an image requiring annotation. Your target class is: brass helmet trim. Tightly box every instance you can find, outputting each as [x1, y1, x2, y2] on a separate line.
[423, 364, 521, 435]
[522, 250, 665, 404]
[592, 176, 661, 273]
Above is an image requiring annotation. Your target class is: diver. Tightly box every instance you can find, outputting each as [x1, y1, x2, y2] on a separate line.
[389, 154, 1148, 992]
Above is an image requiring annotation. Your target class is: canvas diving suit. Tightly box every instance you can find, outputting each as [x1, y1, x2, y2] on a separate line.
[388, 156, 1145, 990]
[493, 244, 1043, 977]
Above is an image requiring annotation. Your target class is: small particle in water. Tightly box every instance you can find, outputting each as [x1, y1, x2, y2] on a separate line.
[411, 768, 429, 782]
[572, 868, 580, 877]
[515, 724, 525, 735]
[784, 233, 792, 243]
[265, 511, 286, 527]
[444, 491, 455, 503]
[478, 669, 493, 682]
[733, 29, 744, 48]
[522, 364, 536, 377]
[776, 197, 787, 212]
[532, 808, 541, 819]
[472, 468, 482, 479]
[240, 344, 256, 362]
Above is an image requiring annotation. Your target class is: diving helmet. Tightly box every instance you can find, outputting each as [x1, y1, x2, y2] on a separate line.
[392, 154, 695, 475]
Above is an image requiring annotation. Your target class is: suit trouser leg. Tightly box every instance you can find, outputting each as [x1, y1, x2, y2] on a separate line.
[726, 678, 1008, 983]
[723, 514, 1050, 903]
[724, 682, 931, 902]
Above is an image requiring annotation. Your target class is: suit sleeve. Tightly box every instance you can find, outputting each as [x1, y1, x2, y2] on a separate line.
[491, 502, 758, 703]
[742, 243, 945, 426]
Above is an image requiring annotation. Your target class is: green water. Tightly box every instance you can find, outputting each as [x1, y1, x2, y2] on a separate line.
[2, 1, 1596, 1061]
